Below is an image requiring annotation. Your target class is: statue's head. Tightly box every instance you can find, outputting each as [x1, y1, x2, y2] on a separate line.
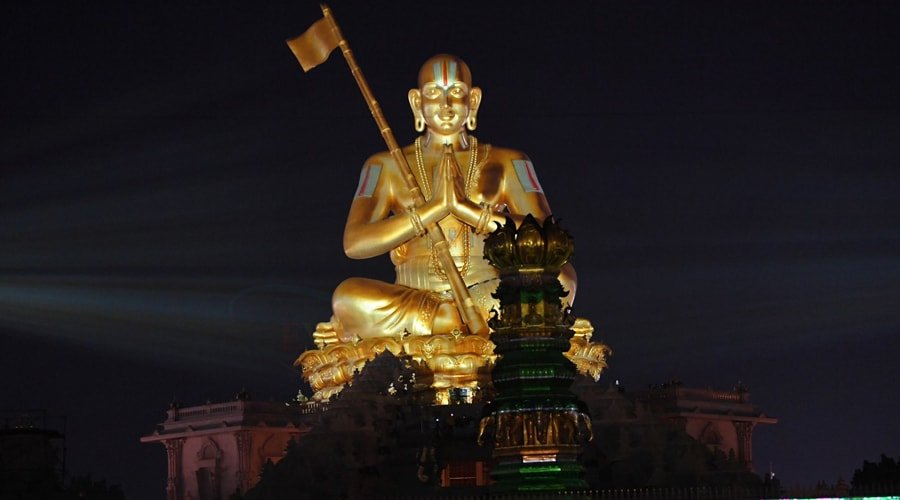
[408, 54, 482, 134]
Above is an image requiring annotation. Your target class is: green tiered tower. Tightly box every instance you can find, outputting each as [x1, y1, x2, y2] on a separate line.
[479, 215, 592, 492]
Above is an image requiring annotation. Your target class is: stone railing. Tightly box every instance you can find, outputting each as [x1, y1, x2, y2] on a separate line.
[297, 401, 330, 415]
[166, 399, 331, 421]
[385, 484, 812, 499]
[647, 386, 749, 404]
[167, 401, 245, 421]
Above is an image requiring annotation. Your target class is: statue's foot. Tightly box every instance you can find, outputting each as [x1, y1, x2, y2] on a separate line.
[312, 316, 348, 349]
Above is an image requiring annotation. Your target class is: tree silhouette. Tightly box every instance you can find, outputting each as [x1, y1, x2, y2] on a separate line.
[851, 454, 900, 494]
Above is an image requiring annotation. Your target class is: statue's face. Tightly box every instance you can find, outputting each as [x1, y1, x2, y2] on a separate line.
[420, 78, 470, 133]
[410, 55, 479, 135]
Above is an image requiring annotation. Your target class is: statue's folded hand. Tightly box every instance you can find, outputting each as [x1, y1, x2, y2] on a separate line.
[418, 158, 457, 225]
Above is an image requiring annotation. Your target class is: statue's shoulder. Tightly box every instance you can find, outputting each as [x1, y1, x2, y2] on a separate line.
[362, 149, 395, 167]
[361, 144, 420, 170]
[357, 150, 403, 187]
[483, 144, 531, 166]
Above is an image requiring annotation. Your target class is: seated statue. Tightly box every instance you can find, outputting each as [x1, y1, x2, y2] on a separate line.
[298, 54, 591, 401]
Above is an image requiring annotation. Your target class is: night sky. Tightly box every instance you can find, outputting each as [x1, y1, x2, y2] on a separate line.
[2, 1, 899, 498]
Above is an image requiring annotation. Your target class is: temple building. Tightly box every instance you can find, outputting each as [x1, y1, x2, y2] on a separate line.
[637, 382, 777, 472]
[142, 375, 776, 498]
[140, 395, 315, 500]
[574, 379, 777, 486]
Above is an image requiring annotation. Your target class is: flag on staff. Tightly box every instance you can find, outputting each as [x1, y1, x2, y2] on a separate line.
[286, 16, 340, 72]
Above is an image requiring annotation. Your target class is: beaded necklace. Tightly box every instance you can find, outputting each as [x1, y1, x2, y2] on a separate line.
[413, 135, 488, 280]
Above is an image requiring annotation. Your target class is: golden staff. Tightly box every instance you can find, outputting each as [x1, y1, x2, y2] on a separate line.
[287, 4, 489, 335]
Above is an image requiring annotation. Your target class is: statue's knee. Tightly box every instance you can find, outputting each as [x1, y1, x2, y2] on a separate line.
[333, 278, 360, 316]
[334, 278, 360, 299]
[333, 277, 382, 320]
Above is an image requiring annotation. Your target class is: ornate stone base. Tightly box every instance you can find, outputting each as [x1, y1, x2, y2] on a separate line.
[296, 320, 610, 402]
[296, 330, 497, 402]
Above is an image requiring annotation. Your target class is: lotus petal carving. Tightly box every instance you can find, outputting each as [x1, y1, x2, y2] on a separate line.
[483, 214, 574, 274]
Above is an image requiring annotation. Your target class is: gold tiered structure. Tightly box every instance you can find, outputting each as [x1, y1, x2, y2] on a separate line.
[479, 215, 603, 491]
[293, 51, 610, 402]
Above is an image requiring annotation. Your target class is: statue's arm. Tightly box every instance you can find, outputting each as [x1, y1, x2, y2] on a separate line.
[499, 152, 552, 223]
[342, 157, 449, 259]
[449, 151, 550, 232]
[501, 152, 578, 302]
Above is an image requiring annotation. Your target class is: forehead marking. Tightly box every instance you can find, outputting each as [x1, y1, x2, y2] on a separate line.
[432, 62, 442, 85]
[431, 60, 459, 88]
[448, 61, 457, 84]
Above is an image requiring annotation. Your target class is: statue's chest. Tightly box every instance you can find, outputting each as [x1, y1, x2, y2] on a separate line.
[438, 216, 466, 245]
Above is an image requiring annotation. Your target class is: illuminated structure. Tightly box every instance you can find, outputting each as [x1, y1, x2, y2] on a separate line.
[138, 12, 784, 496]
[294, 53, 609, 402]
[478, 216, 600, 491]
[140, 396, 313, 500]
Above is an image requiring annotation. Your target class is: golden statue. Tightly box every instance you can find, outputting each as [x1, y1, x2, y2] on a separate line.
[295, 54, 606, 401]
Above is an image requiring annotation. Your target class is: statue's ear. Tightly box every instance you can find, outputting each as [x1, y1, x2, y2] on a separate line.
[408, 89, 425, 132]
[467, 87, 482, 131]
